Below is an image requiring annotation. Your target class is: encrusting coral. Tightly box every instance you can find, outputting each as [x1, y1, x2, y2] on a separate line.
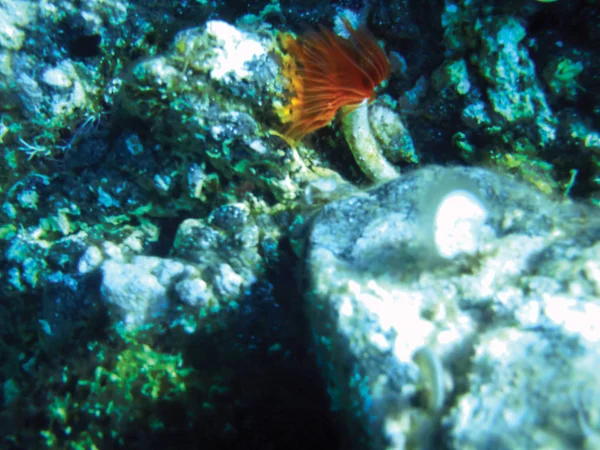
[277, 19, 391, 145]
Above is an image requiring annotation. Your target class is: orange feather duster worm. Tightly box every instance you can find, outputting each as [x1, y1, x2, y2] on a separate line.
[277, 19, 391, 145]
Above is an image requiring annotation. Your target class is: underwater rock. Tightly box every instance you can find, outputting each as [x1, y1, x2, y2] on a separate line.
[475, 16, 556, 144]
[98, 203, 265, 330]
[182, 20, 267, 84]
[100, 256, 172, 327]
[0, 212, 160, 300]
[438, 1, 587, 196]
[369, 102, 419, 165]
[543, 55, 585, 101]
[302, 165, 600, 449]
[442, 7, 556, 148]
[119, 19, 316, 203]
[432, 58, 471, 97]
[0, 0, 35, 51]
[449, 327, 600, 449]
[0, 0, 161, 178]
[41, 271, 100, 345]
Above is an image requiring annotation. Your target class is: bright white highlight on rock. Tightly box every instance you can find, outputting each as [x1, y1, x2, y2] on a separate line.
[434, 189, 488, 259]
[205, 21, 266, 81]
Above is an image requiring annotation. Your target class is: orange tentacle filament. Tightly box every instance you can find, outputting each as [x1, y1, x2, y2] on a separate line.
[277, 19, 391, 145]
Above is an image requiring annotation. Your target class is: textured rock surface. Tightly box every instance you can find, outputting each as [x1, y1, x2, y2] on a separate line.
[303, 165, 600, 449]
[97, 202, 265, 331]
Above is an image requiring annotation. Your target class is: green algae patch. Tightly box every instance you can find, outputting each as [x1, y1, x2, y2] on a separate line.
[38, 330, 199, 449]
